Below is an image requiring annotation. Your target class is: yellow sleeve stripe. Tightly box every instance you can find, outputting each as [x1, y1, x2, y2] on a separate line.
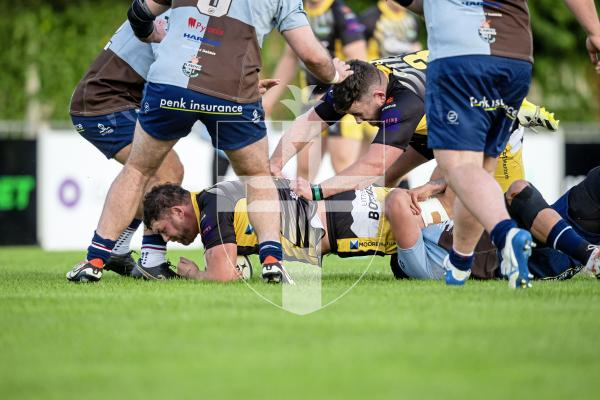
[190, 192, 202, 231]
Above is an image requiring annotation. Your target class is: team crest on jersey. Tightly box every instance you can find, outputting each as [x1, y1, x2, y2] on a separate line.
[196, 0, 232, 18]
[182, 56, 202, 78]
[478, 20, 497, 43]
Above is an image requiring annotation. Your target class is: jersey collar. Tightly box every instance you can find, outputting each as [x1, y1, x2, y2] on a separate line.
[190, 192, 202, 231]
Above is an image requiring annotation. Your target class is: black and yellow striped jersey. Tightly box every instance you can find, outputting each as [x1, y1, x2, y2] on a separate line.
[190, 180, 397, 264]
[315, 50, 429, 150]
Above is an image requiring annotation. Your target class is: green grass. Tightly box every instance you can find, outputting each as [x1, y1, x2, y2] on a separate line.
[1, 247, 600, 400]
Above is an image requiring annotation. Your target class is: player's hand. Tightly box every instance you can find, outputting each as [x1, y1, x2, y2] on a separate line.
[177, 257, 200, 279]
[258, 79, 280, 96]
[586, 34, 600, 74]
[332, 58, 353, 84]
[142, 20, 167, 43]
[408, 180, 447, 214]
[291, 177, 312, 199]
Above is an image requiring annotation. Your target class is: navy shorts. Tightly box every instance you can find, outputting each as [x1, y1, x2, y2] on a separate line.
[426, 55, 532, 157]
[139, 83, 266, 151]
[71, 109, 138, 159]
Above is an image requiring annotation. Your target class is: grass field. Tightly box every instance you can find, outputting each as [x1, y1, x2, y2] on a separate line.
[1, 246, 600, 400]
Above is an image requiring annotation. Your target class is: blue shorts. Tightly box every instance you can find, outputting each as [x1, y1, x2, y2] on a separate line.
[71, 109, 138, 159]
[139, 83, 266, 151]
[396, 223, 449, 280]
[426, 55, 532, 157]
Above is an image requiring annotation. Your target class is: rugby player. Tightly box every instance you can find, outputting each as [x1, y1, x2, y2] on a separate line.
[270, 51, 557, 203]
[67, 13, 185, 281]
[263, 0, 369, 180]
[70, 0, 354, 285]
[387, 167, 600, 283]
[141, 179, 398, 281]
[395, 0, 600, 288]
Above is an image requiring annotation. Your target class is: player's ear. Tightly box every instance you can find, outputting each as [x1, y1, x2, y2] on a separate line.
[171, 205, 185, 219]
[373, 90, 387, 106]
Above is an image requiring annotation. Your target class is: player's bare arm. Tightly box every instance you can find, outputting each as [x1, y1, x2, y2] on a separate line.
[269, 108, 329, 177]
[177, 244, 241, 282]
[283, 26, 352, 84]
[563, 0, 600, 72]
[294, 143, 404, 200]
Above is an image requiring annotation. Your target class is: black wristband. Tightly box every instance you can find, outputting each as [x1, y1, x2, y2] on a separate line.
[311, 185, 323, 201]
[128, 0, 156, 39]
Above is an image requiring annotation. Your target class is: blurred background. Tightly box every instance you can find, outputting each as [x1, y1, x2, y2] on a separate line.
[1, 0, 599, 248]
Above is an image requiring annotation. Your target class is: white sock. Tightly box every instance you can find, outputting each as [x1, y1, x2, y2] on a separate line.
[112, 223, 140, 255]
[140, 235, 167, 268]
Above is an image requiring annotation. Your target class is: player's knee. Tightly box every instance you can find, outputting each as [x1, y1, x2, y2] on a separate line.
[506, 179, 531, 205]
[161, 151, 184, 185]
[385, 189, 412, 219]
[506, 182, 550, 230]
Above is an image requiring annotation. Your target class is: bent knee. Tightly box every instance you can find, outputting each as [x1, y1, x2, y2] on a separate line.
[506, 179, 531, 204]
[385, 189, 412, 218]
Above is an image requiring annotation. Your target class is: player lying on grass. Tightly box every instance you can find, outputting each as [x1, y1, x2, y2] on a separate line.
[140, 179, 401, 281]
[387, 166, 600, 283]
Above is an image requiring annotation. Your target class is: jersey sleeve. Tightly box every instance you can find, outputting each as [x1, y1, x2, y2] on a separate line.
[274, 0, 310, 33]
[332, 1, 365, 46]
[408, 133, 434, 160]
[372, 87, 424, 150]
[199, 193, 237, 250]
[314, 87, 345, 125]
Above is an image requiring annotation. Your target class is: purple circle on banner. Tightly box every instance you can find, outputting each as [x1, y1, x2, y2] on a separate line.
[58, 179, 80, 208]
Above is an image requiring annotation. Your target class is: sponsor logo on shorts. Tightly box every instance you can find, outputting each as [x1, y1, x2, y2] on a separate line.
[97, 123, 114, 135]
[245, 224, 254, 235]
[74, 124, 85, 134]
[183, 33, 221, 47]
[187, 17, 225, 36]
[350, 240, 359, 250]
[446, 110, 459, 125]
[478, 20, 497, 43]
[182, 56, 202, 78]
[159, 98, 243, 114]
[252, 110, 261, 124]
[469, 96, 518, 119]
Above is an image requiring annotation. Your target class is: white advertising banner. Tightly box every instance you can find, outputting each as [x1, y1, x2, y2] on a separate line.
[38, 129, 214, 250]
[37, 127, 562, 251]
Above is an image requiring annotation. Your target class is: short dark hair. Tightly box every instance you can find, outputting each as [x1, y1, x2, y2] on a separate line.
[332, 60, 381, 114]
[143, 183, 190, 228]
